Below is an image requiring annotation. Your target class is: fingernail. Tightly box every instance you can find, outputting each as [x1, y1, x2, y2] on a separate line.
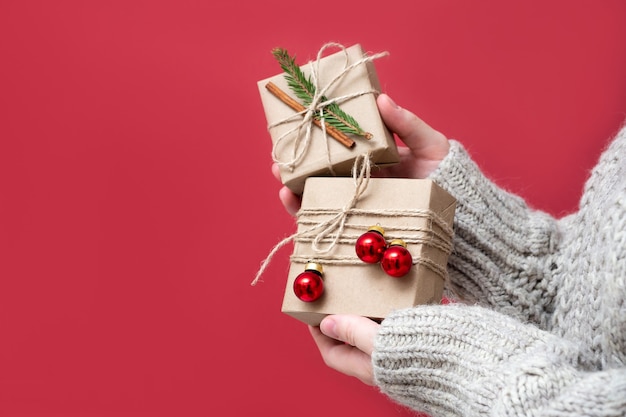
[320, 317, 338, 339]
[384, 94, 400, 109]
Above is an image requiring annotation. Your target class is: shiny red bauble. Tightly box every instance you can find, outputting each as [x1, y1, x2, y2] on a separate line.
[355, 226, 387, 264]
[293, 263, 324, 302]
[381, 239, 413, 278]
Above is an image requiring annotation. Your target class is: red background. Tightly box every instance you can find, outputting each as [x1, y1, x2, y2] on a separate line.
[1, 1, 625, 416]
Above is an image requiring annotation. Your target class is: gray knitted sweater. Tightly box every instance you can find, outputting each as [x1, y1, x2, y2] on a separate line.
[372, 126, 626, 417]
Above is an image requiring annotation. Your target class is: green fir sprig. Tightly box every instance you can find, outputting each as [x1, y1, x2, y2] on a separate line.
[272, 47, 370, 139]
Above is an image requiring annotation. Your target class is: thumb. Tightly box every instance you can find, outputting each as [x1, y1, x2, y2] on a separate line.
[319, 315, 379, 355]
[377, 94, 449, 160]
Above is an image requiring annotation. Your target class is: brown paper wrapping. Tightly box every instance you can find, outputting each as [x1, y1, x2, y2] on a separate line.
[282, 177, 456, 326]
[257, 44, 399, 195]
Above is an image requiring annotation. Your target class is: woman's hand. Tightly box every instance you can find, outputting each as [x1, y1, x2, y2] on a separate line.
[309, 315, 381, 385]
[272, 94, 450, 215]
[271, 94, 449, 383]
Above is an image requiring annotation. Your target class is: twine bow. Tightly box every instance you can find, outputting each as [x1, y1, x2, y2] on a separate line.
[250, 152, 373, 286]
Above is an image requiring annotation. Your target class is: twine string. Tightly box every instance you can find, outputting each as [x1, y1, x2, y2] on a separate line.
[311, 152, 372, 253]
[290, 206, 453, 282]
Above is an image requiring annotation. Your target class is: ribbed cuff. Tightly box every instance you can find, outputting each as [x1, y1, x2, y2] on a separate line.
[372, 304, 578, 417]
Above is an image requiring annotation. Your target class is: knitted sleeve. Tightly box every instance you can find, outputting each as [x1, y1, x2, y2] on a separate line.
[427, 141, 560, 326]
[372, 304, 626, 417]
[372, 132, 626, 416]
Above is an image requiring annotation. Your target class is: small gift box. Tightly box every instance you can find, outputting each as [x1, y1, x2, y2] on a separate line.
[257, 44, 400, 195]
[282, 177, 456, 326]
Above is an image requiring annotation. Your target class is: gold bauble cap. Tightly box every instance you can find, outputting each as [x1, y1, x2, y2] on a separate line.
[304, 262, 324, 275]
[368, 225, 385, 236]
[388, 239, 407, 248]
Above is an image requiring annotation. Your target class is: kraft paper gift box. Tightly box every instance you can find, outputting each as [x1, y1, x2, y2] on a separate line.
[257, 44, 400, 195]
[282, 177, 456, 326]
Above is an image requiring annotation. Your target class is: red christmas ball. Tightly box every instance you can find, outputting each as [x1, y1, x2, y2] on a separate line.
[293, 263, 324, 302]
[381, 239, 412, 278]
[355, 226, 387, 264]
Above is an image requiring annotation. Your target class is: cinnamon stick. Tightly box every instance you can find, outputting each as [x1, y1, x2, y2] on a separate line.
[265, 81, 355, 148]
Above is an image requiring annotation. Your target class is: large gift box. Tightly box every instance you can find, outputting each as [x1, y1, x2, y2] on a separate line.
[257, 44, 400, 195]
[282, 177, 456, 326]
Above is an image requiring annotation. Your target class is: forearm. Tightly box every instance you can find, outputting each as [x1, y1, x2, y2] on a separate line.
[372, 304, 626, 417]
[428, 141, 561, 324]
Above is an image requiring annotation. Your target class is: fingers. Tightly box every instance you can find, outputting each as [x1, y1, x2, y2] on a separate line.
[377, 94, 449, 160]
[307, 315, 380, 385]
[271, 163, 281, 182]
[279, 186, 301, 216]
[272, 163, 301, 215]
